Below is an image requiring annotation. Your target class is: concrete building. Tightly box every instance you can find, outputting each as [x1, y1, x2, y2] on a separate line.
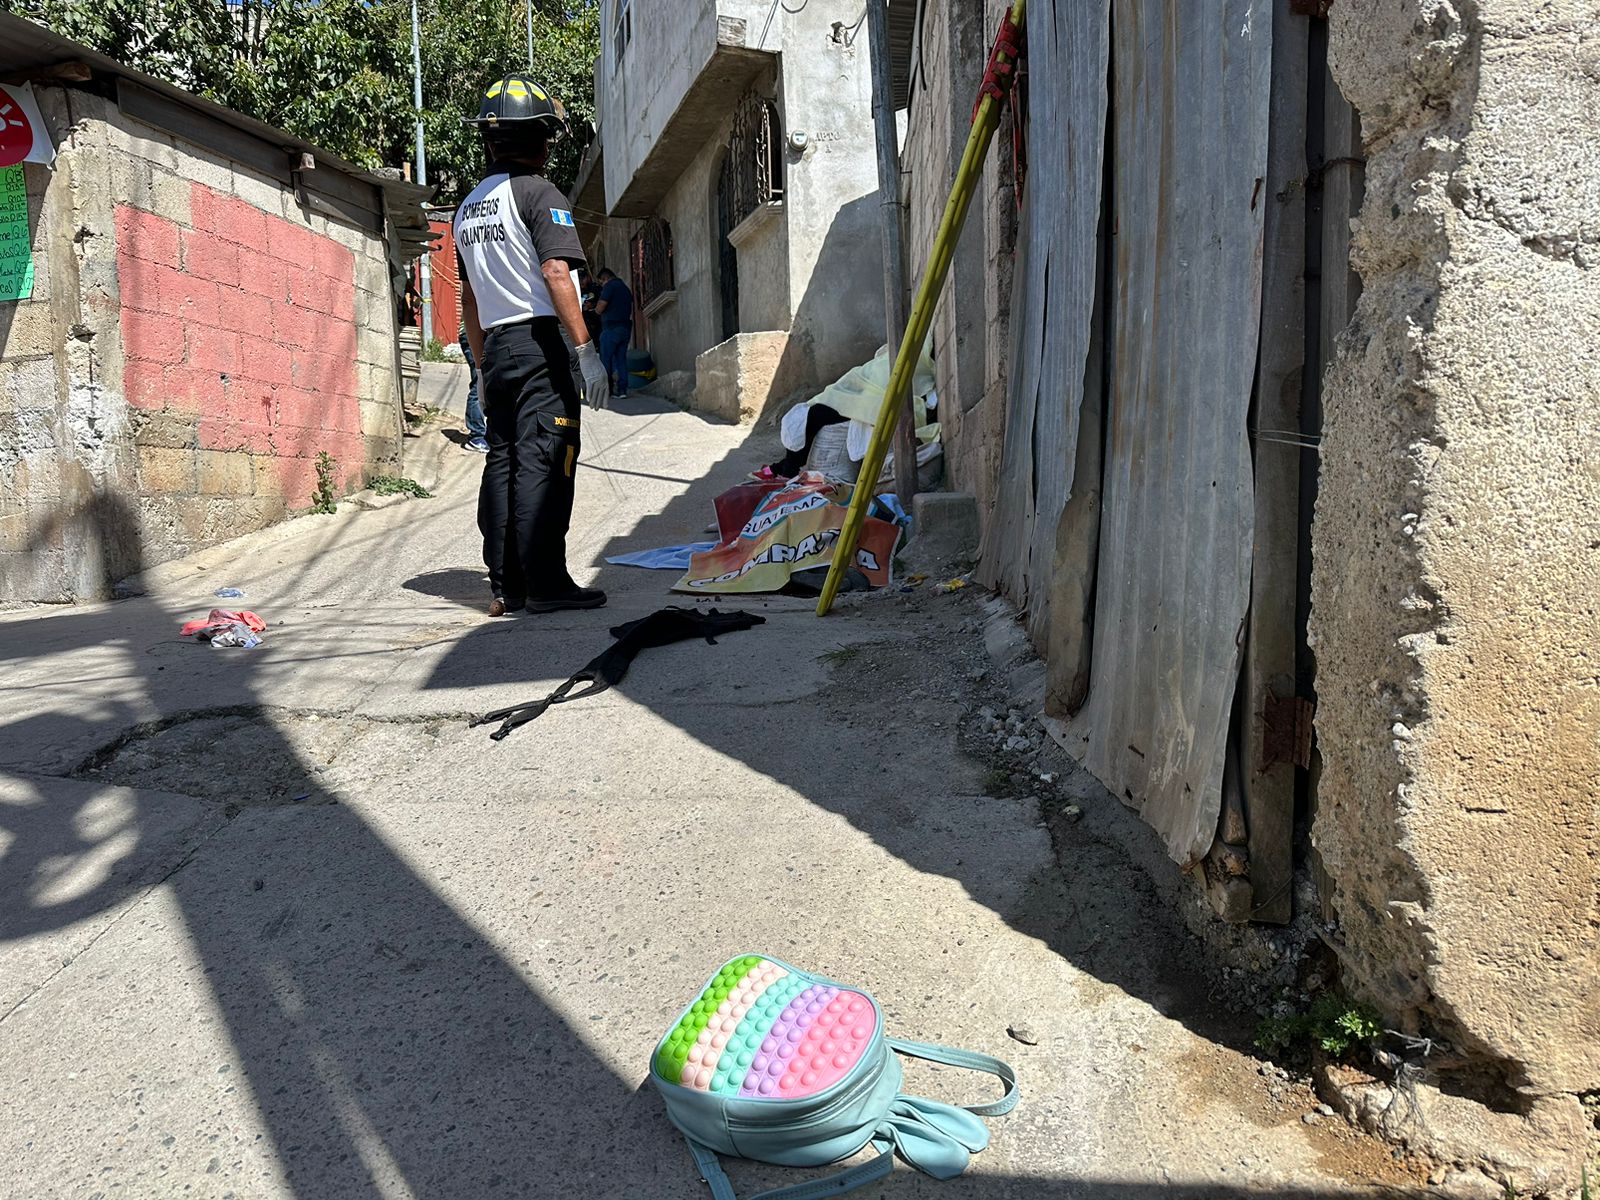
[569, 0, 887, 422]
[0, 15, 431, 603]
[895, 0, 1597, 1189]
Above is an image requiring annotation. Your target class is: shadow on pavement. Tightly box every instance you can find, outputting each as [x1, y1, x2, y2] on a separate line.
[0, 431, 1392, 1199]
[889, 1183, 1426, 1198]
[402, 566, 489, 609]
[404, 399, 1419, 1198]
[428, 396, 1263, 1059]
[0, 495, 671, 1199]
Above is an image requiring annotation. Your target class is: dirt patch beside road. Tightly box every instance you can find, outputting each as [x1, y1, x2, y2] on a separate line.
[820, 582, 1434, 1193]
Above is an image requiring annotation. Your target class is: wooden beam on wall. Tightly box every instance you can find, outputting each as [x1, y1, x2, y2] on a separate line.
[1239, 0, 1312, 926]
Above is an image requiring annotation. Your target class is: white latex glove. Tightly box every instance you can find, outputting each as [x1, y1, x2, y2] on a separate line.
[576, 341, 610, 412]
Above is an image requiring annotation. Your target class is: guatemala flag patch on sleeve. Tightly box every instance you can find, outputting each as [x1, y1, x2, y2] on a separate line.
[550, 208, 575, 227]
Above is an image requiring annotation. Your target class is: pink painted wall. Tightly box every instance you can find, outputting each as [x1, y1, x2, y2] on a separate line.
[116, 183, 365, 506]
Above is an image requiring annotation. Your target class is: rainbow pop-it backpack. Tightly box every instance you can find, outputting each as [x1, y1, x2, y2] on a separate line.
[652, 955, 1018, 1198]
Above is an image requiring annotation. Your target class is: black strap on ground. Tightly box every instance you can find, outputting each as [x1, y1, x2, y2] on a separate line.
[470, 606, 767, 740]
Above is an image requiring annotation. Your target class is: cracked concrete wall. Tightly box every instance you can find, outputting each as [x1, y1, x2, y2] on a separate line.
[1310, 0, 1599, 1185]
[1, 88, 403, 603]
[0, 87, 138, 603]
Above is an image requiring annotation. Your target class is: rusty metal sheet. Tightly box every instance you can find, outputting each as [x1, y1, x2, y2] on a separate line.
[978, 0, 1111, 649]
[1059, 0, 1273, 865]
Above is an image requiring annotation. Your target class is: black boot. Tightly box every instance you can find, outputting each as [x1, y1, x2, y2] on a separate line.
[525, 587, 607, 614]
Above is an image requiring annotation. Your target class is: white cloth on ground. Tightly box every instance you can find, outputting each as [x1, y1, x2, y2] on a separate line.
[781, 339, 941, 462]
[780, 402, 812, 453]
[809, 339, 937, 427]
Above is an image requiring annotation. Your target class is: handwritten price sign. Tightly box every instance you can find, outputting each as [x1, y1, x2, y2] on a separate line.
[0, 166, 34, 302]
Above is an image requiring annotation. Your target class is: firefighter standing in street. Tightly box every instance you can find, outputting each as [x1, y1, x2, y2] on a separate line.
[455, 76, 610, 617]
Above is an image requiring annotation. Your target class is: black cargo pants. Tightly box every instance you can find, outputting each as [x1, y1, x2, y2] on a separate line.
[477, 318, 582, 603]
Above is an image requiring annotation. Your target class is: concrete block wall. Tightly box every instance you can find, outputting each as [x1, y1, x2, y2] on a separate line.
[0, 89, 139, 602]
[901, 0, 1014, 524]
[0, 130, 103, 601]
[692, 330, 798, 423]
[0, 86, 403, 602]
[115, 184, 367, 514]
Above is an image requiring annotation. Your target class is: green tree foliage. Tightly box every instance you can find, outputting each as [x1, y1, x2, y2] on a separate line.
[225, 0, 413, 174]
[9, 0, 241, 94]
[4, 0, 599, 202]
[419, 0, 599, 200]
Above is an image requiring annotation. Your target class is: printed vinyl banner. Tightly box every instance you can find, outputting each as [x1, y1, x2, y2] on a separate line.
[0, 84, 54, 167]
[674, 473, 899, 594]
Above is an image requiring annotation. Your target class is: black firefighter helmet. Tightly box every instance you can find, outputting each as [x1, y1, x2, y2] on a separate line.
[466, 75, 569, 144]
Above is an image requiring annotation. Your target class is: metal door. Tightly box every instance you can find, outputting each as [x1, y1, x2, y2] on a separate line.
[716, 154, 739, 341]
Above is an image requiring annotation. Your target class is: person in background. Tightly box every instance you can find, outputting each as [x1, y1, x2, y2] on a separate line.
[459, 321, 488, 452]
[578, 269, 604, 347]
[593, 267, 633, 400]
[455, 75, 610, 617]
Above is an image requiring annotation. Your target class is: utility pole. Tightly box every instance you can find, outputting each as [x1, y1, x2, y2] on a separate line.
[526, 0, 535, 70]
[411, 0, 433, 341]
[866, 0, 918, 507]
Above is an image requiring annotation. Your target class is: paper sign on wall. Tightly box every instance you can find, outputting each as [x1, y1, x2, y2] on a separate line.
[0, 83, 53, 167]
[0, 166, 34, 302]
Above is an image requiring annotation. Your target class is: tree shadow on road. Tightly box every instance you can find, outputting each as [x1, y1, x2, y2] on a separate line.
[0, 494, 673, 1199]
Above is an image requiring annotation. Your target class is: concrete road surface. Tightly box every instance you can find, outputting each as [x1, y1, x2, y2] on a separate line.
[0, 392, 1419, 1198]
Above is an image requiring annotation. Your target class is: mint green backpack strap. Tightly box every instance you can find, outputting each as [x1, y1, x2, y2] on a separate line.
[886, 1039, 1021, 1116]
[685, 1137, 893, 1200]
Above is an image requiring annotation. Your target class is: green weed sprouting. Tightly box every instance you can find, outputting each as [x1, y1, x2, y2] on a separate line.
[1255, 994, 1383, 1060]
[367, 475, 432, 499]
[311, 451, 338, 514]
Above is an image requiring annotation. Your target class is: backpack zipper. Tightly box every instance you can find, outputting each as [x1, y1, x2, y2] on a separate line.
[722, 1040, 886, 1134]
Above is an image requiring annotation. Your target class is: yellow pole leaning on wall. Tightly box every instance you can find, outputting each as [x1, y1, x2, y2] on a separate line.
[816, 0, 1027, 616]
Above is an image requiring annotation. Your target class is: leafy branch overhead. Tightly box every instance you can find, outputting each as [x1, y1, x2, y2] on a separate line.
[3, 0, 600, 203]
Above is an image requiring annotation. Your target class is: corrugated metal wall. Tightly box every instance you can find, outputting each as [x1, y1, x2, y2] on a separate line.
[982, 0, 1275, 867]
[1064, 0, 1272, 866]
[977, 0, 1111, 650]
